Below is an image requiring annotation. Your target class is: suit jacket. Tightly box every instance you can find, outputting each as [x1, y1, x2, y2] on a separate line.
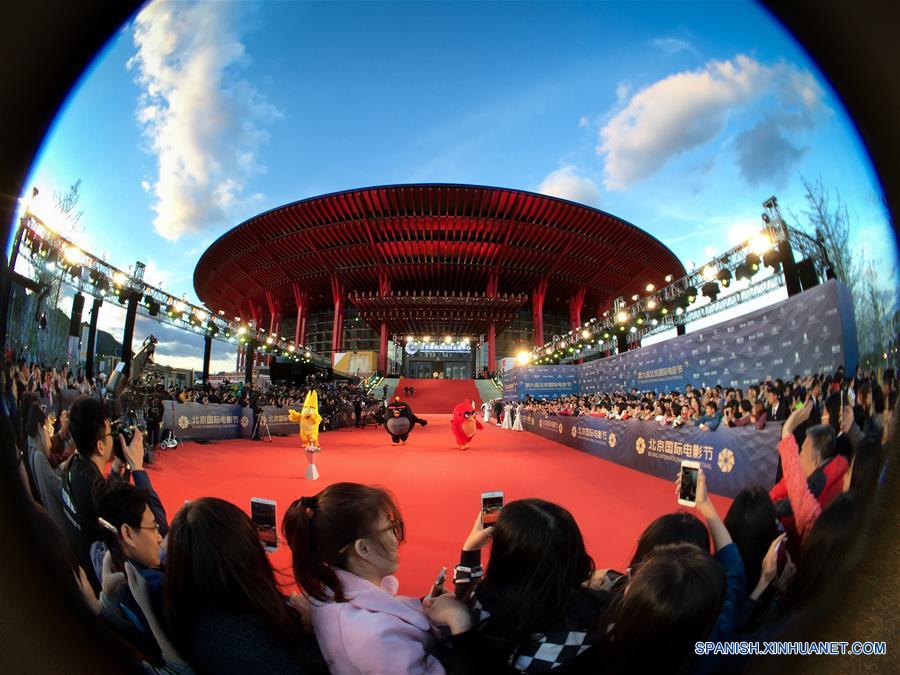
[311, 569, 445, 675]
[768, 399, 790, 422]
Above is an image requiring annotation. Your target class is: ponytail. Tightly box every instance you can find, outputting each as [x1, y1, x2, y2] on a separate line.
[283, 482, 401, 602]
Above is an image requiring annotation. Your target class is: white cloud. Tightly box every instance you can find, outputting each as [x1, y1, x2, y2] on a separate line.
[537, 166, 602, 207]
[651, 37, 696, 56]
[597, 55, 824, 191]
[129, 1, 281, 241]
[578, 115, 590, 128]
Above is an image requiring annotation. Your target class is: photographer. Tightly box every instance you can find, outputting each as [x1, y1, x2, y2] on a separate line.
[145, 394, 164, 451]
[61, 396, 149, 594]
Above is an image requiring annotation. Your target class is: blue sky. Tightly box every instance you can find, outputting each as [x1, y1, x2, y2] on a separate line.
[20, 1, 896, 372]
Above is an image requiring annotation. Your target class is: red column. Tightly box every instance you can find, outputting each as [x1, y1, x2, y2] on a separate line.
[532, 278, 548, 348]
[486, 270, 499, 372]
[378, 270, 391, 374]
[330, 275, 346, 355]
[379, 321, 389, 373]
[292, 283, 309, 346]
[487, 324, 497, 372]
[569, 286, 586, 364]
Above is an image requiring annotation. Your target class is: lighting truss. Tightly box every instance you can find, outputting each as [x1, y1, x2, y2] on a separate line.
[16, 213, 326, 366]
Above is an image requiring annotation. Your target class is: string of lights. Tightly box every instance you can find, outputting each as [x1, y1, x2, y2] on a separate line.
[527, 205, 793, 366]
[16, 211, 319, 364]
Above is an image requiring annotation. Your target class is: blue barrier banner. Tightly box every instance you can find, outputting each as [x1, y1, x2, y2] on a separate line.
[505, 280, 857, 397]
[518, 412, 781, 497]
[503, 364, 579, 399]
[161, 402, 253, 441]
[260, 406, 300, 435]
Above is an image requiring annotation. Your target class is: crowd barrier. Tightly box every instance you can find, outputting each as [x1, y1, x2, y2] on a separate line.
[504, 280, 857, 397]
[519, 411, 782, 497]
[159, 402, 254, 441]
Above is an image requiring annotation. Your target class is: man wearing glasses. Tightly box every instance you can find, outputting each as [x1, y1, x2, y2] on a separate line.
[60, 396, 153, 594]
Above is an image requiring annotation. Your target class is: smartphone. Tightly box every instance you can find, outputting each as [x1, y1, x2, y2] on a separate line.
[429, 566, 447, 599]
[678, 461, 700, 507]
[481, 491, 504, 527]
[775, 536, 789, 578]
[251, 498, 277, 552]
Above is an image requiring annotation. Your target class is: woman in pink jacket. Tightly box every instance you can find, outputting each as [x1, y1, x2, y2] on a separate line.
[283, 483, 472, 675]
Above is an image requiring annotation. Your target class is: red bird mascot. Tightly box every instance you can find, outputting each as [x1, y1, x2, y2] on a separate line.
[450, 399, 483, 450]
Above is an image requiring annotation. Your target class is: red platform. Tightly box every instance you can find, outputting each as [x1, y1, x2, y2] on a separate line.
[391, 378, 482, 414]
[147, 414, 731, 595]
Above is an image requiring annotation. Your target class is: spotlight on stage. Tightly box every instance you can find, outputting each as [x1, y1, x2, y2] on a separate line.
[763, 247, 782, 272]
[702, 281, 720, 301]
[717, 268, 733, 287]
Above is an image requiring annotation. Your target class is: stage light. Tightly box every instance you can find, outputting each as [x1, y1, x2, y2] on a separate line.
[702, 265, 718, 281]
[684, 286, 698, 303]
[616, 311, 628, 323]
[463, 337, 470, 344]
[763, 247, 782, 271]
[97, 277, 109, 293]
[266, 336, 274, 345]
[545, 348, 553, 355]
[207, 322, 219, 336]
[664, 274, 674, 283]
[646, 283, 655, 292]
[602, 331, 610, 339]
[647, 299, 658, 310]
[305, 350, 311, 357]
[112, 271, 127, 286]
[651, 318, 659, 326]
[238, 326, 247, 335]
[516, 351, 531, 365]
[717, 268, 733, 287]
[630, 326, 637, 333]
[750, 232, 773, 255]
[702, 281, 720, 301]
[174, 300, 187, 313]
[63, 246, 84, 265]
[675, 306, 684, 316]
[631, 294, 639, 301]
[444, 336, 452, 344]
[581, 329, 590, 339]
[406, 335, 413, 342]
[218, 310, 225, 316]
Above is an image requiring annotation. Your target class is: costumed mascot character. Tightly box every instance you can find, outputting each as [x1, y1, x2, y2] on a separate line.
[288, 390, 323, 479]
[450, 399, 483, 450]
[383, 397, 428, 445]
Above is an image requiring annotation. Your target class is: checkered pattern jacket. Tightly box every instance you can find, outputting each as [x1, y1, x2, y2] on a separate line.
[454, 550, 609, 673]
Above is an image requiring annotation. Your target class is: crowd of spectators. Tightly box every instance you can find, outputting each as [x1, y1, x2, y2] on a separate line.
[2, 341, 897, 673]
[516, 368, 895, 441]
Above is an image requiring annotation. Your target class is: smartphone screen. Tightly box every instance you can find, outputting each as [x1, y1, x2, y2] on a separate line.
[678, 463, 699, 505]
[251, 498, 277, 551]
[481, 491, 504, 526]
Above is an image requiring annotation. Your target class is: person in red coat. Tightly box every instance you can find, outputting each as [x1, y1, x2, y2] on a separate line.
[450, 399, 483, 450]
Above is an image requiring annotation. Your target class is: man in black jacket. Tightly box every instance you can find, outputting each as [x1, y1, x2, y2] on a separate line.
[61, 396, 146, 593]
[766, 386, 790, 422]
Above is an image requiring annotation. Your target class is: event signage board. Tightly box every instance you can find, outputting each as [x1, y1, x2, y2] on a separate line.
[160, 402, 253, 441]
[503, 280, 857, 397]
[518, 412, 781, 497]
[504, 364, 579, 399]
[259, 406, 300, 435]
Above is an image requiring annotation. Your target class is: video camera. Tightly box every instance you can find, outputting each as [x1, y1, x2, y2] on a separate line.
[106, 335, 158, 456]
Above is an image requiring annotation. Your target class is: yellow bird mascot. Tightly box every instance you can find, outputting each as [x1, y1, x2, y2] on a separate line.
[289, 390, 323, 479]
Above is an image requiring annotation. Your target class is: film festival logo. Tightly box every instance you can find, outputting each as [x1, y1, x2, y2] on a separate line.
[178, 416, 190, 430]
[571, 426, 578, 438]
[635, 437, 646, 455]
[241, 416, 250, 428]
[608, 432, 617, 448]
[717, 448, 735, 473]
[558, 422, 564, 434]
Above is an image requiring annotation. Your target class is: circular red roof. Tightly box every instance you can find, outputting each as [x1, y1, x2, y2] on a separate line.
[194, 184, 684, 322]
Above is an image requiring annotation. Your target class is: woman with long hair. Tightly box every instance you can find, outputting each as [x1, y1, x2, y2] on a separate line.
[283, 482, 470, 674]
[451, 498, 609, 673]
[604, 543, 725, 674]
[164, 497, 323, 674]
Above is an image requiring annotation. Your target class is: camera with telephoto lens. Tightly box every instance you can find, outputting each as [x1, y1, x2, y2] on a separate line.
[106, 335, 157, 461]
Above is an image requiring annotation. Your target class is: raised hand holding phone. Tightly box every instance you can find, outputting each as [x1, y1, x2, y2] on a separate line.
[427, 566, 447, 599]
[463, 510, 495, 552]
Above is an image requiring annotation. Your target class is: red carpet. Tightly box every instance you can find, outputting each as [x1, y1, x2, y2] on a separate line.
[147, 415, 732, 595]
[392, 378, 482, 413]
